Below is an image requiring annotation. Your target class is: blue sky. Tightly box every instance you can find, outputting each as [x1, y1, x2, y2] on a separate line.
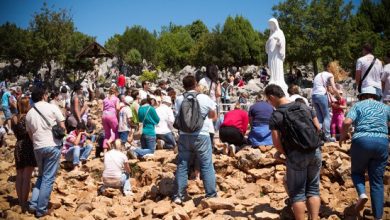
[0, 0, 361, 45]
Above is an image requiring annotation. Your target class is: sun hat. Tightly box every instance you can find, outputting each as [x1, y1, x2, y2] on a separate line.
[358, 86, 378, 98]
[124, 96, 133, 105]
[162, 96, 172, 104]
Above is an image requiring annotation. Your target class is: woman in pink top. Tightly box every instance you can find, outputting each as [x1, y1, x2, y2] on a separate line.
[102, 87, 120, 151]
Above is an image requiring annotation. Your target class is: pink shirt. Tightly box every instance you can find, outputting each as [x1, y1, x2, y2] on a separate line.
[103, 96, 119, 114]
[332, 98, 346, 115]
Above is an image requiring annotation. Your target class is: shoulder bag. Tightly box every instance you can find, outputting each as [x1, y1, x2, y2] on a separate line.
[33, 106, 66, 140]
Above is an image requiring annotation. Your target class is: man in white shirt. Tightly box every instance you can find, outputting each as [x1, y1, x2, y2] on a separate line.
[26, 87, 65, 218]
[381, 51, 390, 103]
[355, 43, 383, 97]
[139, 81, 151, 100]
[155, 96, 176, 149]
[288, 85, 309, 106]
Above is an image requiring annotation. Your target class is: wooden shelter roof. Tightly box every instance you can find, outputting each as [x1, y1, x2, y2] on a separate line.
[76, 42, 114, 59]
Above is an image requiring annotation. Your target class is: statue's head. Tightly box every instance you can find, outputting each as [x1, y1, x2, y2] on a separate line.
[268, 18, 279, 32]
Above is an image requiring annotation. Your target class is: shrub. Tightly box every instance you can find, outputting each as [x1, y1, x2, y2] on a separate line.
[139, 70, 157, 82]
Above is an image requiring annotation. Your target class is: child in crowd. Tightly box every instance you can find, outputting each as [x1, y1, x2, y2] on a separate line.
[330, 90, 347, 139]
[0, 118, 6, 147]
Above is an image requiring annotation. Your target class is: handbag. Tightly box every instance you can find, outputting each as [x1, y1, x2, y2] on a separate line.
[358, 57, 376, 93]
[133, 106, 151, 140]
[33, 106, 66, 140]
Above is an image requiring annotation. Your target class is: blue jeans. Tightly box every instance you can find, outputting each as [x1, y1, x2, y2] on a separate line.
[134, 134, 156, 157]
[175, 134, 217, 199]
[29, 146, 62, 217]
[350, 137, 388, 219]
[89, 134, 96, 143]
[286, 148, 322, 203]
[156, 132, 176, 149]
[121, 173, 131, 193]
[312, 94, 331, 137]
[119, 131, 130, 144]
[65, 145, 93, 165]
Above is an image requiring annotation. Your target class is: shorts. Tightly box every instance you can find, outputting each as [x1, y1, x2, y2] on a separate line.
[2, 107, 12, 120]
[286, 148, 322, 203]
[119, 131, 130, 144]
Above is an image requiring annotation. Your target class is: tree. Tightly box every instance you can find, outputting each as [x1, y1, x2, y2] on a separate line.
[186, 20, 209, 40]
[118, 25, 157, 62]
[156, 30, 194, 70]
[124, 48, 142, 66]
[29, 3, 75, 74]
[104, 34, 121, 55]
[63, 31, 95, 73]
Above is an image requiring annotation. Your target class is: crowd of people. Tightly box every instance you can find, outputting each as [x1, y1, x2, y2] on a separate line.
[0, 43, 389, 219]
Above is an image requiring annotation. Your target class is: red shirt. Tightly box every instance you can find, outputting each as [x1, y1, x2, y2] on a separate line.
[117, 74, 125, 87]
[221, 109, 249, 134]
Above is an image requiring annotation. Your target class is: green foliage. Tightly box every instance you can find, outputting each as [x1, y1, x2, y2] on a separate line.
[0, 22, 31, 62]
[117, 25, 157, 62]
[186, 20, 209, 40]
[104, 34, 121, 55]
[139, 70, 158, 82]
[156, 29, 194, 70]
[124, 48, 142, 66]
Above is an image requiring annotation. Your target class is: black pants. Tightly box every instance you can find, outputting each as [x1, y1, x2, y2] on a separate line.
[219, 126, 245, 146]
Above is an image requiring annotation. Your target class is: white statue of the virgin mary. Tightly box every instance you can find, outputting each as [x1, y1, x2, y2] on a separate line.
[265, 18, 288, 96]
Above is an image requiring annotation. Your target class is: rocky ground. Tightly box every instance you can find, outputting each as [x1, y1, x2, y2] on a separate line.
[0, 103, 389, 220]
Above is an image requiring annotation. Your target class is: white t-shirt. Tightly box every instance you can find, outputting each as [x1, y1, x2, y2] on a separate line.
[199, 77, 217, 101]
[356, 54, 383, 89]
[139, 89, 149, 100]
[118, 106, 132, 132]
[175, 91, 216, 136]
[26, 101, 65, 149]
[103, 149, 128, 179]
[155, 104, 174, 135]
[289, 94, 310, 106]
[381, 64, 390, 101]
[312, 71, 333, 95]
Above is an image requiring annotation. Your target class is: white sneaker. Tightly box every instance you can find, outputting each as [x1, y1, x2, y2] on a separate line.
[156, 139, 165, 150]
[142, 154, 154, 159]
[222, 143, 229, 155]
[124, 191, 134, 197]
[228, 144, 236, 157]
[173, 197, 182, 205]
[355, 193, 368, 213]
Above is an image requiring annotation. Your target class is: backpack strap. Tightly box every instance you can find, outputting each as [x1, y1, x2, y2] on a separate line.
[358, 57, 376, 93]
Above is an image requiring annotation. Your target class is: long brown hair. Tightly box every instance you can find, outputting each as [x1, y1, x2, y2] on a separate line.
[18, 97, 31, 117]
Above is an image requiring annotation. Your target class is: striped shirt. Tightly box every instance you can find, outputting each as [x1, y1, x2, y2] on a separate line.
[346, 99, 390, 140]
[62, 130, 87, 154]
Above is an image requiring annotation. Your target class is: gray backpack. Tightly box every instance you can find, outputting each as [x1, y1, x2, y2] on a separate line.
[174, 92, 204, 132]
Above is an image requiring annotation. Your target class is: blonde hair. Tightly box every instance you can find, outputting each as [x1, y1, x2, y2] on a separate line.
[327, 61, 347, 82]
[109, 86, 118, 95]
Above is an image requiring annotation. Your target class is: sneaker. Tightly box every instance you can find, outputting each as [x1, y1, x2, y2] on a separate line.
[355, 193, 368, 213]
[222, 143, 229, 155]
[142, 154, 154, 159]
[173, 197, 183, 205]
[326, 137, 336, 142]
[228, 144, 236, 157]
[156, 139, 165, 150]
[127, 150, 137, 159]
[124, 191, 134, 197]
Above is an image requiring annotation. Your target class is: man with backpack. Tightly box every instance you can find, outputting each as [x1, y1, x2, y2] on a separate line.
[172, 75, 217, 204]
[265, 84, 322, 220]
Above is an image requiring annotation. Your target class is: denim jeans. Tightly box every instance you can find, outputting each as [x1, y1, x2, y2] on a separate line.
[89, 134, 96, 143]
[156, 132, 176, 149]
[134, 134, 156, 157]
[350, 137, 388, 219]
[65, 145, 93, 165]
[29, 146, 62, 217]
[312, 94, 331, 137]
[286, 148, 322, 203]
[174, 134, 217, 199]
[119, 131, 130, 144]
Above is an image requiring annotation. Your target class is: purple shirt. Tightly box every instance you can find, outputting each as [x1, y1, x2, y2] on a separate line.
[103, 96, 119, 114]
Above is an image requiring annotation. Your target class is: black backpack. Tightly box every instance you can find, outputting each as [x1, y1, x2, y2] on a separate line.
[174, 92, 204, 133]
[278, 102, 323, 152]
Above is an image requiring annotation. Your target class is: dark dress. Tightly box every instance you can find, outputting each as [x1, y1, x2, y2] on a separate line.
[12, 115, 37, 169]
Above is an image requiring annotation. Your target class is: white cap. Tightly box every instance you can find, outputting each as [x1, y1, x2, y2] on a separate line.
[162, 96, 172, 104]
[124, 96, 133, 104]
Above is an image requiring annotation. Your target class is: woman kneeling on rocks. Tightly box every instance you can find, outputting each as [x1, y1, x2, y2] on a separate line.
[101, 139, 133, 196]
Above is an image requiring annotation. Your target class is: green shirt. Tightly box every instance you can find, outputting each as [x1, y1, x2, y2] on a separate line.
[138, 104, 160, 136]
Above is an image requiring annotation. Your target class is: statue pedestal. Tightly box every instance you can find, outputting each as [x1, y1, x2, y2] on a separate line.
[268, 80, 289, 98]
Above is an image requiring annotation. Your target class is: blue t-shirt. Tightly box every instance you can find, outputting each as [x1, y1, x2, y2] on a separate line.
[249, 101, 274, 127]
[346, 99, 390, 140]
[1, 91, 11, 107]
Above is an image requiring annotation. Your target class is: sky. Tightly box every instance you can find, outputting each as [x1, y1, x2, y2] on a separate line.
[0, 0, 361, 45]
